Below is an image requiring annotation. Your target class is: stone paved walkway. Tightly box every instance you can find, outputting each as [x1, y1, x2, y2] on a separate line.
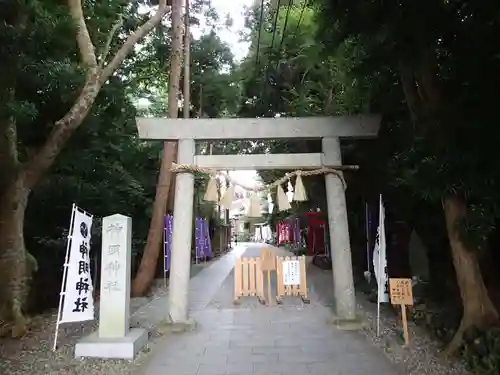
[138, 243, 403, 375]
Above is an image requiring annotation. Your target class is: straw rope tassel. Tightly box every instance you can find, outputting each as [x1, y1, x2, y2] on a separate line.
[204, 177, 219, 202]
[293, 173, 308, 201]
[220, 184, 235, 209]
[277, 185, 291, 211]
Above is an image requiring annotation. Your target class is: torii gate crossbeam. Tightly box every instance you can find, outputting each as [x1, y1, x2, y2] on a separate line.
[136, 115, 381, 325]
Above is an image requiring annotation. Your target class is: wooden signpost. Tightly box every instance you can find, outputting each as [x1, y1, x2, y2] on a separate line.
[389, 278, 414, 346]
[276, 255, 309, 304]
[260, 248, 276, 304]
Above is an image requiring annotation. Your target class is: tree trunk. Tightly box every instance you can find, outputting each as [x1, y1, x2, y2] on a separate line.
[443, 196, 499, 355]
[131, 0, 184, 296]
[0, 174, 37, 337]
[167, 172, 177, 213]
[131, 142, 177, 296]
[0, 0, 169, 335]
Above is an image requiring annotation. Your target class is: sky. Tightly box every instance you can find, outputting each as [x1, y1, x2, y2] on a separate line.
[204, 0, 256, 61]
[196, 0, 259, 188]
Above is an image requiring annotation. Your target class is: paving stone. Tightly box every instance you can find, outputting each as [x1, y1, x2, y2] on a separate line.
[279, 352, 332, 363]
[254, 361, 311, 373]
[136, 244, 401, 375]
[230, 338, 276, 348]
[252, 346, 297, 355]
[226, 353, 278, 364]
[204, 347, 253, 357]
[144, 361, 200, 375]
[197, 362, 253, 375]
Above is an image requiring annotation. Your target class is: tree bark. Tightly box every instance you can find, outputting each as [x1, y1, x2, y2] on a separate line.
[131, 0, 184, 296]
[443, 196, 499, 355]
[0, 173, 37, 337]
[399, 60, 499, 354]
[132, 142, 177, 296]
[398, 44, 499, 355]
[0, 0, 169, 335]
[167, 171, 177, 213]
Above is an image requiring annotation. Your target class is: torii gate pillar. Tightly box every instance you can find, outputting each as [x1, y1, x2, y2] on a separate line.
[167, 139, 195, 323]
[323, 137, 356, 320]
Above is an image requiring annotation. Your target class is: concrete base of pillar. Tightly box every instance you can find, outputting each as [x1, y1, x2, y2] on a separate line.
[158, 317, 197, 334]
[328, 315, 366, 330]
[74, 328, 148, 359]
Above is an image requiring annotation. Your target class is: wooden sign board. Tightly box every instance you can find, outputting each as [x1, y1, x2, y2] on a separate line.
[389, 277, 413, 346]
[389, 278, 414, 306]
[275, 255, 309, 304]
[260, 248, 276, 271]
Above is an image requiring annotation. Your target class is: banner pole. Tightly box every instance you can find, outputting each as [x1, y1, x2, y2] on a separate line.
[376, 195, 383, 337]
[377, 251, 381, 337]
[53, 203, 77, 352]
[163, 217, 167, 290]
[366, 202, 370, 273]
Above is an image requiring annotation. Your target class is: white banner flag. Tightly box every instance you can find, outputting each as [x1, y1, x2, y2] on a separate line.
[373, 194, 389, 303]
[60, 207, 95, 323]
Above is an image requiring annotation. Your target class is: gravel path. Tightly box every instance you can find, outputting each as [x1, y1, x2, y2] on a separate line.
[0, 264, 208, 375]
[307, 265, 472, 375]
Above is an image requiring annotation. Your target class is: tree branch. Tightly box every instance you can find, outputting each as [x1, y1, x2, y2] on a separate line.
[417, 43, 442, 114]
[0, 89, 19, 170]
[399, 65, 422, 123]
[67, 0, 97, 69]
[101, 0, 170, 83]
[99, 16, 124, 68]
[21, 0, 170, 190]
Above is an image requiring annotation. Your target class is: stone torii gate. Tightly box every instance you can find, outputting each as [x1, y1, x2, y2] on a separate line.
[136, 115, 380, 324]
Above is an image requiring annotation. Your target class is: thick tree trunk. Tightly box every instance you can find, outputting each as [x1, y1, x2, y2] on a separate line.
[0, 0, 169, 335]
[132, 142, 177, 296]
[0, 174, 37, 337]
[443, 196, 499, 355]
[131, 0, 183, 296]
[167, 172, 177, 213]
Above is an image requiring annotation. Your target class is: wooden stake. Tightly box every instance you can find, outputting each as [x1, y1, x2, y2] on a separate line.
[401, 304, 409, 346]
[267, 270, 271, 304]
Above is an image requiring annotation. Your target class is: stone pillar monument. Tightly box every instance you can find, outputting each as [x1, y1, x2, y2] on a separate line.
[322, 137, 356, 321]
[74, 214, 148, 359]
[167, 138, 195, 324]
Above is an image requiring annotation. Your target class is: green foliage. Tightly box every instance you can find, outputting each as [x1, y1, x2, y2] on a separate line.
[189, 31, 239, 117]
[312, 0, 500, 251]
[234, 1, 371, 219]
[0, 0, 241, 314]
[463, 327, 500, 375]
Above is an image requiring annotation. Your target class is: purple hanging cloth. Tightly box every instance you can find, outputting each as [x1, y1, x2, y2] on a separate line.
[164, 215, 173, 271]
[196, 217, 206, 260]
[203, 218, 213, 258]
[294, 217, 301, 245]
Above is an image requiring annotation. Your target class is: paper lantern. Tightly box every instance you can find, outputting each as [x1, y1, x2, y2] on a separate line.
[293, 174, 308, 201]
[277, 185, 291, 211]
